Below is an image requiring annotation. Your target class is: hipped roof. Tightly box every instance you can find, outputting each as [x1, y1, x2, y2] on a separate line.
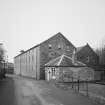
[45, 54, 86, 67]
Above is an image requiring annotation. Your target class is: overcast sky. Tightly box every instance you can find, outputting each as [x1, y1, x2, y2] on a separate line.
[0, 0, 105, 62]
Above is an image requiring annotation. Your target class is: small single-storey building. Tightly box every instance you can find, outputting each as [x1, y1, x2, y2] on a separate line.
[45, 54, 94, 82]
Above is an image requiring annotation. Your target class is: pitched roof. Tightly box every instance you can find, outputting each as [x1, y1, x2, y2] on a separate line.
[15, 32, 76, 58]
[76, 46, 85, 53]
[45, 54, 86, 67]
[76, 43, 89, 53]
[76, 43, 98, 56]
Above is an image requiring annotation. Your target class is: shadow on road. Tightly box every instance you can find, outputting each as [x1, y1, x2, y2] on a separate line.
[0, 77, 17, 105]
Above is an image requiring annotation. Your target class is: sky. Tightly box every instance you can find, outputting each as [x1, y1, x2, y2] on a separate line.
[0, 0, 105, 62]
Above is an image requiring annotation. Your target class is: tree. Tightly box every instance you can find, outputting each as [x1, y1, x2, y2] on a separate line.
[0, 43, 7, 79]
[96, 38, 105, 65]
[0, 43, 7, 69]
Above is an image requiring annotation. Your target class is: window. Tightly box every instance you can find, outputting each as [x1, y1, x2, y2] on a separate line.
[67, 46, 70, 51]
[86, 56, 90, 62]
[58, 44, 61, 49]
[49, 52, 55, 58]
[48, 44, 52, 49]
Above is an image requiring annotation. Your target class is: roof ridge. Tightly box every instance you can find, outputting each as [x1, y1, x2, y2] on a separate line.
[45, 54, 86, 67]
[76, 45, 86, 53]
[64, 54, 73, 60]
[15, 32, 74, 58]
[45, 55, 61, 66]
[57, 54, 65, 66]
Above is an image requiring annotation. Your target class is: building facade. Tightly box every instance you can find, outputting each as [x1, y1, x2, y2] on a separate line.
[6, 62, 14, 74]
[14, 32, 76, 79]
[45, 54, 94, 82]
[76, 43, 99, 66]
[76, 44, 105, 81]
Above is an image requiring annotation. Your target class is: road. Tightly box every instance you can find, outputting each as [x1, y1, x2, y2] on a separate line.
[0, 76, 17, 105]
[0, 74, 99, 105]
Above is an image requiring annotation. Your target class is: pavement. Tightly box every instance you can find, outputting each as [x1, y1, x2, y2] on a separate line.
[0, 74, 99, 105]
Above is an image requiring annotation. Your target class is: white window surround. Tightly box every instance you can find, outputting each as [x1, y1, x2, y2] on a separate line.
[58, 44, 61, 49]
[48, 44, 52, 48]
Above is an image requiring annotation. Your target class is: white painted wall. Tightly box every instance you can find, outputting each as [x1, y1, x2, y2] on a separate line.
[14, 46, 40, 79]
[14, 56, 21, 75]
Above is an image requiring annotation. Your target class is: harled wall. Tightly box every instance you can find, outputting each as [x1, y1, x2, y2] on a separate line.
[14, 46, 40, 79]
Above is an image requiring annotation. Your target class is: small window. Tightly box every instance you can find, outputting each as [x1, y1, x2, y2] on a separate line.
[48, 44, 52, 49]
[49, 52, 55, 58]
[67, 46, 70, 51]
[58, 44, 61, 49]
[86, 56, 90, 62]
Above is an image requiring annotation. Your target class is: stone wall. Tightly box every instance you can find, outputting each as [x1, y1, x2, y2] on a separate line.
[77, 44, 99, 66]
[40, 33, 76, 79]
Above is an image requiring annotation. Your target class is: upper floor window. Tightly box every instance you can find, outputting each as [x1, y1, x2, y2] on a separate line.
[67, 46, 70, 51]
[86, 56, 90, 63]
[58, 44, 61, 49]
[48, 44, 52, 49]
[48, 52, 55, 58]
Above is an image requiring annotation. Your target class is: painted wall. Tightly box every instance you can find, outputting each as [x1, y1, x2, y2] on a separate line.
[14, 46, 40, 79]
[14, 56, 21, 75]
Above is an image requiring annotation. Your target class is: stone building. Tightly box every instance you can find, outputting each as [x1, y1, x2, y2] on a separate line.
[14, 32, 76, 79]
[76, 44, 105, 81]
[76, 43, 99, 66]
[45, 54, 94, 82]
[14, 33, 102, 81]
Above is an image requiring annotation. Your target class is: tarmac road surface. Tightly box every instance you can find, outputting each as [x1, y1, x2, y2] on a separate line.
[0, 74, 99, 105]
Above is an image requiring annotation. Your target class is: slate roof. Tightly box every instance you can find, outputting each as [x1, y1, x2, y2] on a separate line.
[45, 54, 86, 67]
